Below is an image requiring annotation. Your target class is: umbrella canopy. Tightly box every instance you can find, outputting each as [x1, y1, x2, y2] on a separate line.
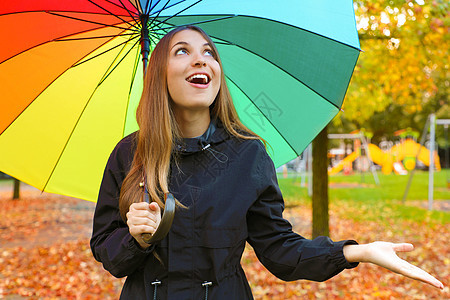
[0, 0, 360, 202]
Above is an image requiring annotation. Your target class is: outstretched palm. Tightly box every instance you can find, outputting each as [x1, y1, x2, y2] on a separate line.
[364, 242, 444, 289]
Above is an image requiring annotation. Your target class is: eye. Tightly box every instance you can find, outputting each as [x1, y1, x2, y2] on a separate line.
[175, 48, 188, 55]
[204, 49, 215, 57]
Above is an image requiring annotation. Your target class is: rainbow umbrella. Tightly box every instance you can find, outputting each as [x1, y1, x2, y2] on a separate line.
[0, 0, 360, 202]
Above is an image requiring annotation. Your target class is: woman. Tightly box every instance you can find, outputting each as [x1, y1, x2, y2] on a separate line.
[90, 26, 443, 299]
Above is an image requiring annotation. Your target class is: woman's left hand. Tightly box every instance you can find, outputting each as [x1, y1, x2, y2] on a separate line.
[344, 241, 444, 289]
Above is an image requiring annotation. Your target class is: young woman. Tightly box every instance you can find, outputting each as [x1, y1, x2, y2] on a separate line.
[90, 26, 443, 299]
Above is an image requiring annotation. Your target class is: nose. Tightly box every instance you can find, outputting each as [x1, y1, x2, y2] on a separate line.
[195, 60, 207, 67]
[192, 52, 207, 67]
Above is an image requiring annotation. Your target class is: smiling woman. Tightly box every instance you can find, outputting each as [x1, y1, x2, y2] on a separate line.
[90, 26, 444, 300]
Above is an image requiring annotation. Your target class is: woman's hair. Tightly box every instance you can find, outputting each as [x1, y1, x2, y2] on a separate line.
[119, 25, 262, 221]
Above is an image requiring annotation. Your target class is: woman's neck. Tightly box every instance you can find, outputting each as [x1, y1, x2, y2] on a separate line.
[175, 109, 211, 138]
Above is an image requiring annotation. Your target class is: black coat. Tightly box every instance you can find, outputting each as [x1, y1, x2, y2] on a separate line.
[90, 122, 358, 299]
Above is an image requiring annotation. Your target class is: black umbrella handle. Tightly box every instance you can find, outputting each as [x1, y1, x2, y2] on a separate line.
[141, 192, 175, 245]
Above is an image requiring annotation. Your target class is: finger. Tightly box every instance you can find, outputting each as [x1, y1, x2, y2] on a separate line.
[127, 218, 158, 233]
[397, 259, 444, 289]
[127, 209, 153, 219]
[128, 217, 157, 227]
[149, 202, 162, 224]
[392, 243, 414, 252]
[149, 202, 161, 213]
[129, 224, 157, 236]
[130, 202, 151, 211]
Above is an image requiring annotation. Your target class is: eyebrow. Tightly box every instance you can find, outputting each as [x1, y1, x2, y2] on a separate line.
[171, 41, 212, 50]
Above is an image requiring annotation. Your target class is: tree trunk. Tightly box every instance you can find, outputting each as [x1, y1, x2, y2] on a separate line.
[13, 178, 20, 200]
[312, 125, 329, 238]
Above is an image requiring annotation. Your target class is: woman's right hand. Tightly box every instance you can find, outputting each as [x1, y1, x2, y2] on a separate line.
[126, 202, 161, 249]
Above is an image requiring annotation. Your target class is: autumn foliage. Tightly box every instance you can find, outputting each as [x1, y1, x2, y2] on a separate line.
[1, 189, 448, 299]
[0, 191, 124, 298]
[335, 0, 448, 139]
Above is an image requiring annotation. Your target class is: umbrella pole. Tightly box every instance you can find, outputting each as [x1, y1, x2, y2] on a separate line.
[137, 14, 176, 244]
[140, 14, 150, 74]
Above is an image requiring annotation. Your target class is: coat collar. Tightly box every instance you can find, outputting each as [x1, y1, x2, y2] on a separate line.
[175, 119, 229, 154]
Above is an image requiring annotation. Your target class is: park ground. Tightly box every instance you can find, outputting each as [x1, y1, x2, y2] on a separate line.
[0, 171, 449, 299]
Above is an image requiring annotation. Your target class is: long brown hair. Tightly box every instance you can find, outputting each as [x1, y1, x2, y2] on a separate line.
[119, 26, 262, 221]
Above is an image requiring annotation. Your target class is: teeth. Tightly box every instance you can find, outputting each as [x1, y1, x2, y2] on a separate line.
[187, 74, 209, 83]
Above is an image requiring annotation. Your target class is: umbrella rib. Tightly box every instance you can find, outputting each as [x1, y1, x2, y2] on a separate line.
[149, 15, 235, 33]
[92, 0, 139, 16]
[0, 10, 116, 17]
[148, 0, 162, 14]
[158, 16, 346, 110]
[73, 34, 140, 68]
[144, 0, 154, 15]
[0, 22, 133, 66]
[46, 11, 138, 32]
[148, 0, 187, 17]
[104, 0, 139, 16]
[147, 0, 172, 29]
[117, 0, 139, 24]
[272, 14, 361, 51]
[209, 40, 233, 45]
[162, 17, 346, 109]
[87, 0, 140, 31]
[224, 75, 300, 158]
[151, 0, 203, 27]
[42, 37, 141, 193]
[149, 0, 192, 17]
[116, 0, 139, 22]
[161, 14, 361, 51]
[0, 1, 136, 17]
[133, 0, 144, 13]
[51, 21, 136, 41]
[129, 41, 142, 96]
[203, 32, 343, 110]
[341, 51, 361, 108]
[98, 37, 141, 86]
[0, 30, 130, 136]
[54, 32, 137, 42]
[122, 44, 142, 137]
[149, 27, 170, 44]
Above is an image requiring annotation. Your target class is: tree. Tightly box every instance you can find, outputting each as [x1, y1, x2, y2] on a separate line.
[13, 178, 20, 200]
[334, 0, 448, 141]
[312, 0, 448, 236]
[312, 125, 329, 238]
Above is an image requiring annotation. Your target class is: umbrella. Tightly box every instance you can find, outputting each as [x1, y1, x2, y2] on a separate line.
[0, 0, 360, 202]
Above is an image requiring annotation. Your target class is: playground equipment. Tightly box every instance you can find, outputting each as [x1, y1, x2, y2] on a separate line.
[403, 114, 450, 210]
[329, 134, 441, 176]
[327, 150, 359, 175]
[328, 133, 380, 184]
[368, 139, 440, 175]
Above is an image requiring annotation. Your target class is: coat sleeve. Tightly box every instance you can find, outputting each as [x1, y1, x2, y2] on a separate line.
[90, 136, 155, 278]
[246, 148, 358, 282]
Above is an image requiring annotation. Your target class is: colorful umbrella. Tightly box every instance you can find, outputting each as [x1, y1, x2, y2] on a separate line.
[0, 0, 360, 202]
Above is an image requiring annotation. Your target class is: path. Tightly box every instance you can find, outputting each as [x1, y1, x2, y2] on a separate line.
[0, 183, 96, 249]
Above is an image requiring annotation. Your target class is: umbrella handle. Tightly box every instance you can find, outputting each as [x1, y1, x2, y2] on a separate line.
[141, 192, 176, 245]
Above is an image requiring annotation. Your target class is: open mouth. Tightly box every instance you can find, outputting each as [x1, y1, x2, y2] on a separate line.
[186, 73, 211, 85]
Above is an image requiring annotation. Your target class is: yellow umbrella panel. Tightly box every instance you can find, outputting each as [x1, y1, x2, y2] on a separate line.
[0, 30, 141, 201]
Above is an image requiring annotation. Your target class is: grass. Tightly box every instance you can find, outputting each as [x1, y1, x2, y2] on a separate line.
[2, 171, 448, 225]
[277, 170, 450, 225]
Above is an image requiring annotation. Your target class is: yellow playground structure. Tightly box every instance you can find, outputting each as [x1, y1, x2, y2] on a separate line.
[329, 138, 441, 176]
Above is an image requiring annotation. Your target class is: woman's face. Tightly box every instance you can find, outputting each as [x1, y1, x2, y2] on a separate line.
[166, 29, 221, 115]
